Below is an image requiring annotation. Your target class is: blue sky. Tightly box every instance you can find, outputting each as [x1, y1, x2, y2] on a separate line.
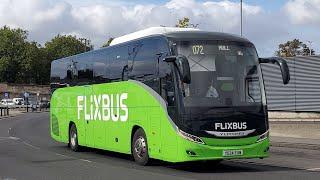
[1, 0, 319, 57]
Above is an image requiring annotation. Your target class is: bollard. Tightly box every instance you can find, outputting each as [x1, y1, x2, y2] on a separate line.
[7, 107, 9, 116]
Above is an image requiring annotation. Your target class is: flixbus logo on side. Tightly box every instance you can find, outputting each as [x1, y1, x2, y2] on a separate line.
[77, 93, 128, 122]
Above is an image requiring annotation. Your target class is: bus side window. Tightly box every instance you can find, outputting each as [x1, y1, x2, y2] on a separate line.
[129, 38, 159, 93]
[76, 55, 94, 85]
[108, 46, 129, 82]
[92, 50, 109, 84]
[129, 38, 157, 79]
[50, 59, 68, 91]
[161, 70, 176, 123]
[161, 71, 175, 107]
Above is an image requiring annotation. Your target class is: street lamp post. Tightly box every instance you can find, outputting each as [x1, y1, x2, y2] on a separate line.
[307, 41, 312, 56]
[240, 0, 243, 36]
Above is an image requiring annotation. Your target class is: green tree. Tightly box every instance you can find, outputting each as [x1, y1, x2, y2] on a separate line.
[102, 37, 114, 48]
[276, 39, 315, 57]
[0, 26, 94, 85]
[22, 42, 49, 84]
[45, 34, 93, 61]
[0, 26, 28, 83]
[176, 17, 190, 28]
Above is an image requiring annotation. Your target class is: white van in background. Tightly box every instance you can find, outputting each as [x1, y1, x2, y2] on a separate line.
[12, 98, 24, 105]
[1, 99, 15, 107]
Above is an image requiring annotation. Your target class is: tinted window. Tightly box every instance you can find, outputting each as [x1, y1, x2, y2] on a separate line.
[51, 60, 64, 83]
[92, 50, 108, 83]
[50, 59, 70, 92]
[157, 38, 171, 78]
[129, 38, 158, 78]
[76, 54, 93, 85]
[108, 45, 129, 82]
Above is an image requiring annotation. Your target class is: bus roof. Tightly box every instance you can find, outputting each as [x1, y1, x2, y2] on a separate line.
[110, 27, 251, 46]
[110, 27, 200, 46]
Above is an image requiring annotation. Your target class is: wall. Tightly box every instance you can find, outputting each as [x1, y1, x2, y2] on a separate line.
[0, 83, 50, 100]
[262, 56, 320, 112]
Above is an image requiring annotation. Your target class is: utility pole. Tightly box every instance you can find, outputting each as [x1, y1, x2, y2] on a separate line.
[79, 38, 91, 52]
[240, 0, 243, 36]
[307, 40, 313, 56]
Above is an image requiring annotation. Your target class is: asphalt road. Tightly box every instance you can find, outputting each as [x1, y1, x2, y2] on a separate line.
[0, 112, 320, 180]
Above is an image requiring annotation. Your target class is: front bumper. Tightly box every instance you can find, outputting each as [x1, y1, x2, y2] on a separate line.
[174, 136, 269, 162]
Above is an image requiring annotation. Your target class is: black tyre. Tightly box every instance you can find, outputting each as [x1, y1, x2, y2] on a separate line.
[69, 124, 80, 152]
[204, 159, 222, 166]
[132, 128, 150, 165]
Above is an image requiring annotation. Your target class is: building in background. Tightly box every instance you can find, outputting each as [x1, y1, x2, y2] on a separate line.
[0, 83, 50, 101]
[262, 55, 320, 112]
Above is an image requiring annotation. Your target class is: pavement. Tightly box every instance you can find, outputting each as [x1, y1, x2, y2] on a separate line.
[0, 109, 49, 120]
[0, 109, 24, 119]
[0, 112, 320, 180]
[268, 111, 320, 122]
[269, 121, 320, 139]
[271, 136, 320, 150]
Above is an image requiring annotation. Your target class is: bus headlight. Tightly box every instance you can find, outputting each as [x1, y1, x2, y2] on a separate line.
[257, 131, 269, 143]
[178, 129, 205, 145]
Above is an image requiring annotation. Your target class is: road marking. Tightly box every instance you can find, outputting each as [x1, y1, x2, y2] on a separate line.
[9, 136, 19, 140]
[55, 153, 69, 158]
[22, 141, 41, 150]
[307, 167, 320, 171]
[55, 153, 92, 163]
[0, 136, 20, 140]
[80, 159, 92, 163]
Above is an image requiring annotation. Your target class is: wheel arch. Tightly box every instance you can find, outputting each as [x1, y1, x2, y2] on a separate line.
[69, 121, 76, 132]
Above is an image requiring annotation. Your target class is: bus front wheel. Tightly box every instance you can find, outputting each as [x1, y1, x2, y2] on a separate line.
[132, 128, 150, 165]
[69, 124, 80, 152]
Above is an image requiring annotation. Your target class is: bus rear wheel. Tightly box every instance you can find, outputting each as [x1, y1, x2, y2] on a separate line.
[69, 124, 80, 152]
[132, 128, 150, 165]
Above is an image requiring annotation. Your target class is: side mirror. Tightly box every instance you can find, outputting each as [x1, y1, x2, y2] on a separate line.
[163, 55, 191, 84]
[259, 57, 290, 85]
[176, 55, 191, 84]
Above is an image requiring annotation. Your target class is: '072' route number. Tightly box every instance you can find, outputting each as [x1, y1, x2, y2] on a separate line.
[192, 45, 204, 55]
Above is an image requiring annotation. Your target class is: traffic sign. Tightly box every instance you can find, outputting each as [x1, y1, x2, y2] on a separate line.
[24, 92, 29, 98]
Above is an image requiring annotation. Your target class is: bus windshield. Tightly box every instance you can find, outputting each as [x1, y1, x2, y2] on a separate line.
[175, 40, 263, 109]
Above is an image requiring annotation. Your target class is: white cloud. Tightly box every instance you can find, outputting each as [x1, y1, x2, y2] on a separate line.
[0, 0, 319, 56]
[284, 0, 320, 25]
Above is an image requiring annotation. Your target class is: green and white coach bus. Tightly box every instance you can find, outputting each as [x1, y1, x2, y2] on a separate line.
[50, 27, 290, 165]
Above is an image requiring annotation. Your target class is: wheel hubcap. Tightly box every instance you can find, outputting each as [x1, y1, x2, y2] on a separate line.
[71, 131, 77, 147]
[134, 136, 146, 158]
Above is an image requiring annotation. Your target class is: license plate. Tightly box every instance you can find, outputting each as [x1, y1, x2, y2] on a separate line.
[223, 149, 243, 157]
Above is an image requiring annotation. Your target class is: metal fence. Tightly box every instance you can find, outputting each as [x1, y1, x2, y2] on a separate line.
[261, 56, 320, 112]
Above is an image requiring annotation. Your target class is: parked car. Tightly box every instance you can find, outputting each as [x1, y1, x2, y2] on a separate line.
[39, 100, 50, 109]
[26, 100, 38, 111]
[1, 99, 15, 107]
[12, 98, 24, 105]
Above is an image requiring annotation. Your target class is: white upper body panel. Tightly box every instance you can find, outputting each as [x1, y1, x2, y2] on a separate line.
[110, 27, 200, 46]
